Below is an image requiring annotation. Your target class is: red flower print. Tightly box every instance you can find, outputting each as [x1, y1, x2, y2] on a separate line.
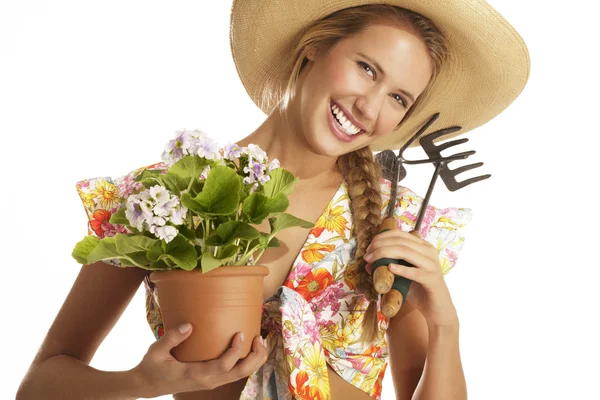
[295, 268, 333, 302]
[90, 209, 113, 238]
[290, 370, 326, 400]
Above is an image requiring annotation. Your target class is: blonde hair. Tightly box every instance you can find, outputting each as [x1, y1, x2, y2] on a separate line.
[266, 4, 449, 344]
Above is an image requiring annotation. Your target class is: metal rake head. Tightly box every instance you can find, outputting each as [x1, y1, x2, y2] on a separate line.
[416, 113, 491, 192]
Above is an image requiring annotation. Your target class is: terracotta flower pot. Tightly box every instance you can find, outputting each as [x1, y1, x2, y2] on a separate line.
[149, 265, 269, 362]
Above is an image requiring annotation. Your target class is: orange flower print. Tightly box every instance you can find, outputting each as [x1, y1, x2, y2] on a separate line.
[92, 179, 121, 210]
[90, 209, 113, 238]
[371, 364, 387, 398]
[290, 370, 328, 400]
[296, 268, 333, 301]
[310, 204, 348, 238]
[301, 243, 336, 264]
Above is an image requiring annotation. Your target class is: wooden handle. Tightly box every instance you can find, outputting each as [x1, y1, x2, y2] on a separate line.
[373, 264, 394, 294]
[381, 289, 404, 319]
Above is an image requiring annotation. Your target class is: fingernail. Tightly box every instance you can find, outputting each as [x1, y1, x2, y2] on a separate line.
[364, 253, 373, 261]
[179, 323, 191, 333]
[240, 332, 245, 342]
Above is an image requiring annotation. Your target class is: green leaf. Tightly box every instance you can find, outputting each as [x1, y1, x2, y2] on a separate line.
[109, 207, 130, 226]
[237, 175, 248, 203]
[262, 168, 298, 198]
[190, 166, 241, 216]
[257, 233, 280, 249]
[72, 235, 100, 264]
[266, 236, 280, 248]
[201, 251, 222, 273]
[214, 244, 241, 260]
[204, 233, 225, 246]
[178, 224, 197, 242]
[86, 237, 149, 268]
[242, 192, 289, 224]
[114, 233, 158, 254]
[146, 242, 163, 262]
[270, 213, 315, 235]
[211, 221, 260, 245]
[134, 169, 164, 189]
[156, 234, 198, 271]
[149, 259, 169, 270]
[163, 155, 210, 195]
[118, 251, 151, 267]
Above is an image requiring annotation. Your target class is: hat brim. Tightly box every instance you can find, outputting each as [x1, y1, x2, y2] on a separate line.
[230, 0, 530, 151]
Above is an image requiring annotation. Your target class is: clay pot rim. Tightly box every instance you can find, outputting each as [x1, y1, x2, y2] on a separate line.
[149, 265, 269, 282]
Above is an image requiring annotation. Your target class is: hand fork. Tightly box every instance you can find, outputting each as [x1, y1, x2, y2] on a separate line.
[372, 113, 490, 318]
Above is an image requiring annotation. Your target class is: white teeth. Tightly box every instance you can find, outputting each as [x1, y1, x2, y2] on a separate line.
[331, 103, 361, 135]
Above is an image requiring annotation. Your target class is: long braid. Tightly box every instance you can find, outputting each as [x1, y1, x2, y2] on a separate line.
[336, 146, 385, 344]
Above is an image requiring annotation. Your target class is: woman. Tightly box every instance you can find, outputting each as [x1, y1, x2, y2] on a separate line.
[17, 1, 529, 399]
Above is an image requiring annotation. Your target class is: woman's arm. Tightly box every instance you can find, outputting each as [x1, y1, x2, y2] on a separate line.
[16, 261, 151, 399]
[16, 355, 146, 400]
[411, 322, 467, 400]
[386, 301, 467, 400]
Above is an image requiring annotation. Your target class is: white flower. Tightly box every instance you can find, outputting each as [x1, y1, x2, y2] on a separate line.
[154, 225, 178, 243]
[247, 143, 267, 163]
[223, 142, 247, 159]
[124, 185, 188, 242]
[192, 136, 222, 161]
[169, 205, 187, 225]
[125, 196, 152, 231]
[267, 158, 280, 172]
[200, 165, 211, 180]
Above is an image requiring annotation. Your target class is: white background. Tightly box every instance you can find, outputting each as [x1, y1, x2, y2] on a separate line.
[2, 1, 598, 399]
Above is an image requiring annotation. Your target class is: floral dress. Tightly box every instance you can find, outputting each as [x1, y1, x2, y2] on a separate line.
[75, 161, 472, 400]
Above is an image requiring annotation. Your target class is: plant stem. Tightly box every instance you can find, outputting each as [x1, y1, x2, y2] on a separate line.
[236, 244, 262, 265]
[253, 249, 267, 264]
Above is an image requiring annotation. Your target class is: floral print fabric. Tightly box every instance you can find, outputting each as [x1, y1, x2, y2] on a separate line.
[75, 161, 472, 400]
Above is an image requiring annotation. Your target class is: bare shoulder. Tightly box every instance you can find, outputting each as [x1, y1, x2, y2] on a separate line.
[27, 262, 148, 368]
[385, 301, 429, 399]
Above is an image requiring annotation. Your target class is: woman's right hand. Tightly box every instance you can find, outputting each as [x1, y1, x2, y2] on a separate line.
[132, 323, 268, 397]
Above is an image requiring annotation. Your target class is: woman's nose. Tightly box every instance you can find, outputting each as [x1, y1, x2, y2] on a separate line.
[354, 92, 382, 124]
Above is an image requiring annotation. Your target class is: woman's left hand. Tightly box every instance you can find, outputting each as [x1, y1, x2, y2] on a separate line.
[364, 229, 459, 328]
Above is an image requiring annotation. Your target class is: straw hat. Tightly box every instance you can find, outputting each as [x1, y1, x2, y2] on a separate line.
[229, 0, 530, 151]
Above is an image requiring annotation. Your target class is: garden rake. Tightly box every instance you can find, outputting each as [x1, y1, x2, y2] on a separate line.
[372, 112, 491, 318]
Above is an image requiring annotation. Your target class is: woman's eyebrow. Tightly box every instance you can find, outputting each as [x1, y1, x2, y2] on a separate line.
[357, 51, 416, 104]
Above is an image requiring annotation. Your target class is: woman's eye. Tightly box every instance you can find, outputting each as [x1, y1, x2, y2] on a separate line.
[358, 61, 375, 78]
[392, 94, 407, 107]
[358, 61, 407, 108]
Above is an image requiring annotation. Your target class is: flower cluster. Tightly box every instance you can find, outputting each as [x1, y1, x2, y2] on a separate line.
[162, 129, 280, 193]
[161, 129, 222, 166]
[72, 128, 315, 272]
[125, 185, 187, 243]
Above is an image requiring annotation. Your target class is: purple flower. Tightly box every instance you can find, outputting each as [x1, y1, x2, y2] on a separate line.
[223, 142, 247, 159]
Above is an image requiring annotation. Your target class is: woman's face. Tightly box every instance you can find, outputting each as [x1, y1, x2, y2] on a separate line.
[292, 22, 433, 155]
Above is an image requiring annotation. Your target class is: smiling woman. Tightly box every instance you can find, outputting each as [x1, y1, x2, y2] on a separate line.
[16, 0, 529, 399]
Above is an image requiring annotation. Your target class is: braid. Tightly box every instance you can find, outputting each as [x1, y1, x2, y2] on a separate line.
[336, 146, 384, 344]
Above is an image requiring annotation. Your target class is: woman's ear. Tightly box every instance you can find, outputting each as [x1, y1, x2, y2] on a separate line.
[306, 46, 318, 61]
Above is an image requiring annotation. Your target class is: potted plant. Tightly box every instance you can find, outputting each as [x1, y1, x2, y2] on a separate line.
[71, 129, 315, 361]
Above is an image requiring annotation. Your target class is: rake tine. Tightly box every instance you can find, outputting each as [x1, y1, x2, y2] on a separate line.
[451, 162, 485, 176]
[436, 138, 470, 153]
[419, 126, 463, 146]
[415, 113, 491, 193]
[445, 173, 492, 191]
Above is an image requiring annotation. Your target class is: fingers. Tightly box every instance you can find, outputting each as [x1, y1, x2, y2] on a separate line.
[201, 331, 246, 373]
[214, 335, 269, 385]
[365, 244, 438, 274]
[366, 235, 438, 261]
[152, 323, 193, 359]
